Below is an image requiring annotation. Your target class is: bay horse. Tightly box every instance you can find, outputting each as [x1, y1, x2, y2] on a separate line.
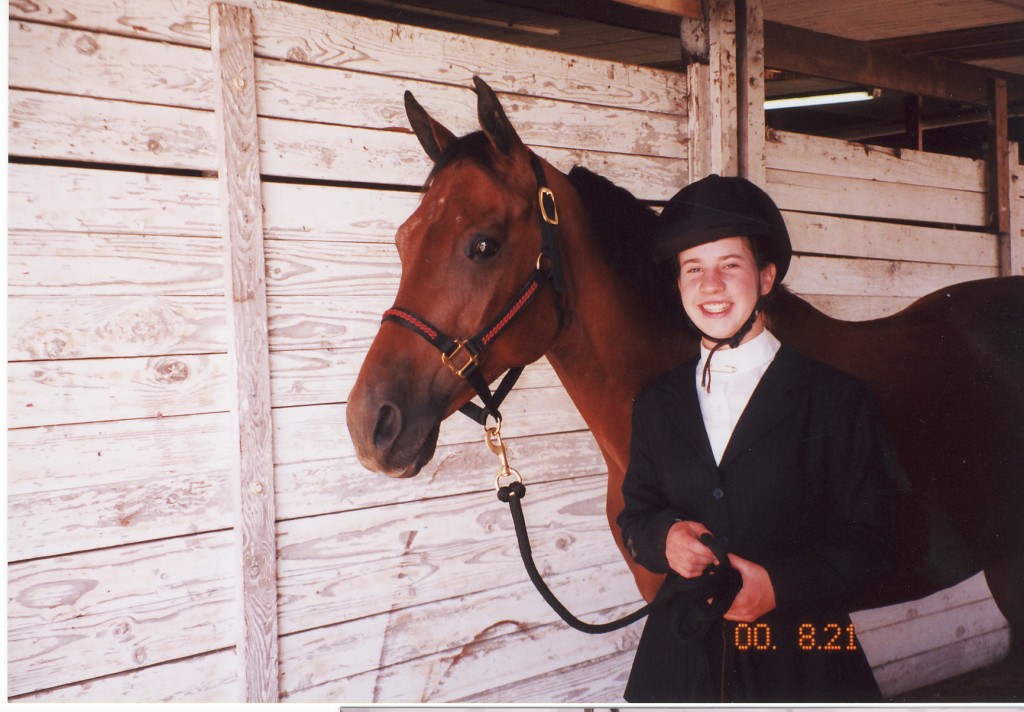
[346, 77, 1024, 653]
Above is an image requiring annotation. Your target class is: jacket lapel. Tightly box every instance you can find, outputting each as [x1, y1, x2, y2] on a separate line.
[719, 344, 804, 468]
[660, 359, 718, 470]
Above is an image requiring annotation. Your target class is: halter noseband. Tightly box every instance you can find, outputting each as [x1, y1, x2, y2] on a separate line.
[381, 152, 565, 425]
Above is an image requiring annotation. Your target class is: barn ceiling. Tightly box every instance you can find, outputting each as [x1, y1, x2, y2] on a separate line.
[297, 0, 1024, 158]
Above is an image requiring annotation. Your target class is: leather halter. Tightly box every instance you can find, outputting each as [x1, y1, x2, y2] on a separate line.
[381, 152, 565, 425]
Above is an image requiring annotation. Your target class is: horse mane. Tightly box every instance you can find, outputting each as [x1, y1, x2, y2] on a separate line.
[567, 166, 686, 326]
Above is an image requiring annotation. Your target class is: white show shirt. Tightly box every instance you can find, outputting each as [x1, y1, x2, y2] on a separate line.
[695, 328, 781, 464]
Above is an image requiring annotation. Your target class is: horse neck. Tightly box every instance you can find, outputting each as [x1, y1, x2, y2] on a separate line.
[542, 205, 692, 469]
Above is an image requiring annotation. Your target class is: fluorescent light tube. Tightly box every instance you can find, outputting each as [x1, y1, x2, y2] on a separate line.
[765, 91, 875, 110]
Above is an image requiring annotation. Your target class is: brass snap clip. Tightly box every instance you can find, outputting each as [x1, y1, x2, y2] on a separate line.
[485, 420, 523, 491]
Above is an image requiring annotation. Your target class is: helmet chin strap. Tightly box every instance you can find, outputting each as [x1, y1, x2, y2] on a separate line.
[690, 302, 761, 393]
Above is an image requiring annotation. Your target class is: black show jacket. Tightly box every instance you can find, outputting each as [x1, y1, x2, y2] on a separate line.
[617, 343, 898, 702]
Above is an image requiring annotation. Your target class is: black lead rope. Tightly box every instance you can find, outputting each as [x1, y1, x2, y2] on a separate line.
[497, 481, 740, 635]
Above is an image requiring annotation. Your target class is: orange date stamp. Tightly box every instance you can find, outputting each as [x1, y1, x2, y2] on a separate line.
[732, 622, 858, 652]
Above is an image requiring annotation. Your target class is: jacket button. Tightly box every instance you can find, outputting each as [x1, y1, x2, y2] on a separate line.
[712, 487, 724, 500]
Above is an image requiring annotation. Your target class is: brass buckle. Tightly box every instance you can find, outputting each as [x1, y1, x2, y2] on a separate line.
[441, 339, 478, 378]
[538, 187, 559, 225]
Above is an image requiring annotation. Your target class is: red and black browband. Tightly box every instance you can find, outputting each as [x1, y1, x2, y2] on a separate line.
[382, 152, 564, 425]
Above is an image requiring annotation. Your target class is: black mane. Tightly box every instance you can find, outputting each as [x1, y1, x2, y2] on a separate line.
[567, 166, 686, 326]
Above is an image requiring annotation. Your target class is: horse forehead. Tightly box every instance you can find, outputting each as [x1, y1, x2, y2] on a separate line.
[396, 166, 528, 250]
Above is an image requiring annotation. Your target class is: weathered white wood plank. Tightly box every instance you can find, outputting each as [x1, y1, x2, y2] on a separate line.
[8, 532, 235, 697]
[785, 255, 997, 299]
[9, 164, 221, 236]
[272, 392, 589, 467]
[858, 597, 1009, 669]
[9, 89, 218, 170]
[767, 167, 989, 227]
[255, 60, 687, 160]
[852, 571, 1001, 634]
[275, 429, 606, 521]
[315, 604, 639, 703]
[8, 354, 230, 428]
[458, 647, 634, 703]
[9, 20, 214, 108]
[872, 626, 1012, 698]
[275, 475, 619, 636]
[9, 88, 683, 197]
[7, 413, 231, 496]
[8, 0, 214, 47]
[278, 561, 641, 702]
[766, 129, 987, 192]
[9, 0, 689, 113]
[12, 650, 236, 703]
[211, 3, 277, 702]
[268, 348, 362, 407]
[785, 212, 999, 268]
[250, 0, 687, 114]
[8, 232, 224, 296]
[266, 294, 390, 351]
[270, 346, 564, 409]
[8, 295, 226, 360]
[797, 293, 918, 321]
[262, 182, 420, 242]
[263, 239, 400, 296]
[8, 470, 234, 561]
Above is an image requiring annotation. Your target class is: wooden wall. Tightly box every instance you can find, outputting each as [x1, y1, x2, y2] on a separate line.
[7, 0, 1020, 703]
[7, 0, 686, 702]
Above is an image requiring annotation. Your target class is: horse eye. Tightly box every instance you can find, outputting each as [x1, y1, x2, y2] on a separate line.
[469, 236, 500, 261]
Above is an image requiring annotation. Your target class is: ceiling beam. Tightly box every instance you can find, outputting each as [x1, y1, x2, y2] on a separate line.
[870, 21, 1024, 62]
[764, 21, 1006, 105]
[614, 0, 702, 18]
[488, 0, 684, 36]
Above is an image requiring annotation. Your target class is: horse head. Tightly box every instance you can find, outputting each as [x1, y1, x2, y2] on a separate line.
[347, 77, 567, 477]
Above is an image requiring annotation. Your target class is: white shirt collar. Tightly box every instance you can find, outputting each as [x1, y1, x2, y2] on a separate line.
[698, 328, 781, 378]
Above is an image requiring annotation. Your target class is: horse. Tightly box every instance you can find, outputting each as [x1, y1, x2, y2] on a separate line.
[346, 77, 1024, 654]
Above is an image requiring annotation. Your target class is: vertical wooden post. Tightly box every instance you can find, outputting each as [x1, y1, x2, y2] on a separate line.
[1009, 144, 1023, 277]
[685, 0, 764, 183]
[988, 77, 1013, 276]
[210, 3, 279, 702]
[736, 0, 765, 186]
[904, 94, 924, 151]
[682, 4, 711, 183]
[706, 0, 739, 177]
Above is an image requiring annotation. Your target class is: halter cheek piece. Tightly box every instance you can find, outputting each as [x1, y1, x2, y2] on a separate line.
[381, 152, 565, 425]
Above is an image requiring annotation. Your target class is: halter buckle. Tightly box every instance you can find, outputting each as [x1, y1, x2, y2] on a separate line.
[538, 187, 559, 225]
[441, 339, 478, 378]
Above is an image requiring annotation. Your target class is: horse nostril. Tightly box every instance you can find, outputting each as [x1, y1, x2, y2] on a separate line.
[373, 401, 403, 451]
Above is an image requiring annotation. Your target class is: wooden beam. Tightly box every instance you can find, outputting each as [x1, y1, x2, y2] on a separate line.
[210, 3, 279, 703]
[765, 21, 996, 105]
[615, 0, 702, 18]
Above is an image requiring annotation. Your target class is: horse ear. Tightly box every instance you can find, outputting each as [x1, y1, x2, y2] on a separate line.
[473, 76, 524, 157]
[405, 90, 457, 163]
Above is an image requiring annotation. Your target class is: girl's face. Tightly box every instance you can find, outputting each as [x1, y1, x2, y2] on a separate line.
[676, 236, 777, 348]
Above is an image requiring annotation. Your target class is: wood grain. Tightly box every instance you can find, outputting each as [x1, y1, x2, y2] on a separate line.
[210, 2, 278, 702]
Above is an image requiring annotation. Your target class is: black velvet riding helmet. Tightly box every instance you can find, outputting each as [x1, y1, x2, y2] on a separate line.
[654, 174, 793, 390]
[654, 174, 792, 286]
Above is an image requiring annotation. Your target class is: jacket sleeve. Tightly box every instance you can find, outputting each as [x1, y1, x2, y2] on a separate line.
[616, 391, 679, 575]
[765, 380, 899, 615]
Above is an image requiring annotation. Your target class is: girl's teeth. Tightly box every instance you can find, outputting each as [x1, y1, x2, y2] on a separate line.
[703, 303, 729, 313]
